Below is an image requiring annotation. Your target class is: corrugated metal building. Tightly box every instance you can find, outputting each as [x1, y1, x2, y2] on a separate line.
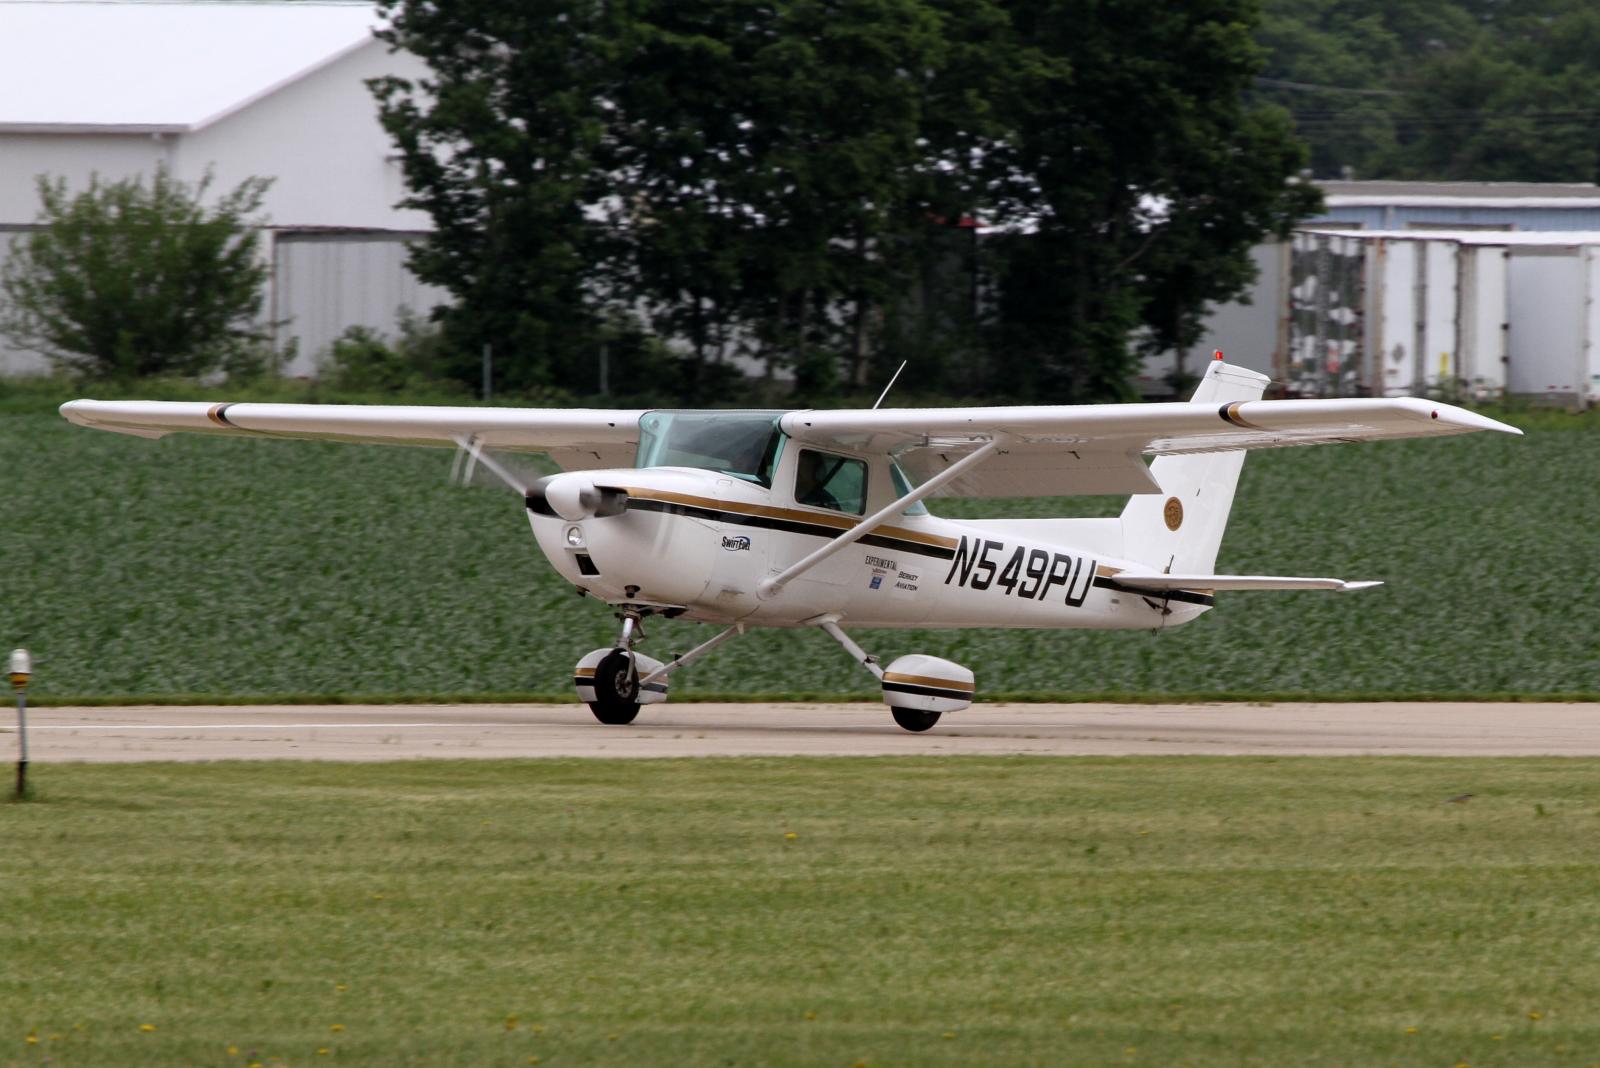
[1312, 180, 1600, 232]
[0, 0, 446, 375]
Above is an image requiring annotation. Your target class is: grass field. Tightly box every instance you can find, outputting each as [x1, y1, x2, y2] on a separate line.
[3, 406, 1595, 701]
[3, 757, 1597, 1067]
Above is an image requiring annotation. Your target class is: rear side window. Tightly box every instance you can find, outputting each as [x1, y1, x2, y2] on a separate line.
[794, 449, 867, 515]
[890, 461, 928, 516]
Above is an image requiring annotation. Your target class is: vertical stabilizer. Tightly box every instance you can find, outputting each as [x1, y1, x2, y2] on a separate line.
[1120, 359, 1270, 573]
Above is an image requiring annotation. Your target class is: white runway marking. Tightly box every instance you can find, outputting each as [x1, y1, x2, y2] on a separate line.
[10, 701, 1600, 761]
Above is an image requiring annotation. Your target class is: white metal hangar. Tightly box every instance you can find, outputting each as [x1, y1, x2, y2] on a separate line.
[0, 0, 447, 375]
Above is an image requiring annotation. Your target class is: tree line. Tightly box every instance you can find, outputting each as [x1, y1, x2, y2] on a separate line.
[1257, 0, 1600, 182]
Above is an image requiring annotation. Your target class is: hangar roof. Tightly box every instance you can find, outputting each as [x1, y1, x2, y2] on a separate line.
[0, 0, 382, 134]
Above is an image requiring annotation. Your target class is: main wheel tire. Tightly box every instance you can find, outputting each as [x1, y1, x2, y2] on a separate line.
[891, 707, 942, 733]
[588, 649, 641, 725]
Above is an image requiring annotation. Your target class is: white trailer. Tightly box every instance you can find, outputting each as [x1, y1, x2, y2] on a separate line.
[1504, 242, 1600, 405]
[1364, 236, 1465, 397]
[1339, 229, 1600, 406]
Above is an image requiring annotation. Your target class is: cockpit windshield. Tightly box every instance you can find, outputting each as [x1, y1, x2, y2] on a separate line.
[636, 411, 786, 486]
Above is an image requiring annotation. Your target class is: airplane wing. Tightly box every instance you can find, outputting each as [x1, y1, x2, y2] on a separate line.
[782, 394, 1521, 497]
[58, 400, 647, 471]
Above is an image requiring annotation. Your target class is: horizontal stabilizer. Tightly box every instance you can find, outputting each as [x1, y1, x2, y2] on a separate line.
[1110, 574, 1383, 593]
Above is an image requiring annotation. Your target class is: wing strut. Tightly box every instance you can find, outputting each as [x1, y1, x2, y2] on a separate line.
[757, 436, 1007, 600]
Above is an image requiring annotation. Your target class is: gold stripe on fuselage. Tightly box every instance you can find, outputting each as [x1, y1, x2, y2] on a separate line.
[617, 486, 958, 551]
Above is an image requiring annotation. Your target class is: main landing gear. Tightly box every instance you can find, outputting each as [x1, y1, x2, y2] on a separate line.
[570, 611, 976, 733]
[812, 616, 975, 732]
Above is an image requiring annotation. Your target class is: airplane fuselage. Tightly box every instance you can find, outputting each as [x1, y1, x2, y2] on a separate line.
[528, 465, 1209, 631]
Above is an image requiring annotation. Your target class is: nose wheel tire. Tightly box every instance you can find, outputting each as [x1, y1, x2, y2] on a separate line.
[588, 648, 642, 725]
[891, 708, 942, 733]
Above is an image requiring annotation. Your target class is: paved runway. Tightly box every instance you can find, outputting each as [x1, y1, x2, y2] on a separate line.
[6, 701, 1598, 760]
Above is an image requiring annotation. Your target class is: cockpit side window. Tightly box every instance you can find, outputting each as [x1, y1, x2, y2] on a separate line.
[794, 449, 867, 515]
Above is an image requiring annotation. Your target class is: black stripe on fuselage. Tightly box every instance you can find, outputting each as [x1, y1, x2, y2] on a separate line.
[622, 497, 957, 561]
[1091, 576, 1215, 607]
[883, 681, 973, 701]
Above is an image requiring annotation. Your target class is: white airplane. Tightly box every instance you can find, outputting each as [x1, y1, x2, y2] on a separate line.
[61, 356, 1520, 731]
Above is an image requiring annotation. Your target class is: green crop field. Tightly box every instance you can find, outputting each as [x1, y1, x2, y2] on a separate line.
[3, 757, 1598, 1067]
[2, 407, 1595, 702]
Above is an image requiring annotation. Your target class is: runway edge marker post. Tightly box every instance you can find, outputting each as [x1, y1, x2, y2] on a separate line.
[10, 648, 30, 801]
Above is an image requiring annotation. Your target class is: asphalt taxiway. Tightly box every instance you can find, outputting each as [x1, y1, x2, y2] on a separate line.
[9, 701, 1597, 761]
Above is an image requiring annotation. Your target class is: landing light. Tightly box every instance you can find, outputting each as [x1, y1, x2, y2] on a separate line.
[565, 525, 585, 548]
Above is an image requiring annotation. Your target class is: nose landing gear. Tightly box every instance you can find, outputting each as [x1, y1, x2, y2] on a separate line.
[588, 647, 642, 724]
[573, 609, 675, 725]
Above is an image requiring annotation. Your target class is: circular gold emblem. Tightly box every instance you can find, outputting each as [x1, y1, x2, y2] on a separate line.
[1163, 496, 1183, 531]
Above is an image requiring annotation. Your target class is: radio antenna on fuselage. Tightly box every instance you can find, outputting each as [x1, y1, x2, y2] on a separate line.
[872, 360, 908, 410]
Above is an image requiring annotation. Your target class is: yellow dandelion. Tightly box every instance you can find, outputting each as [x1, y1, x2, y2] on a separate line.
[1529, 1011, 1544, 1021]
[942, 1031, 957, 1040]
[803, 1011, 817, 1021]
[48, 1035, 60, 1043]
[228, 1046, 240, 1055]
[784, 832, 798, 840]
[1404, 1027, 1418, 1035]
[505, 1015, 518, 1031]
[334, 984, 348, 993]
[1454, 1061, 1469, 1068]
[529, 1024, 545, 1035]
[371, 894, 384, 901]
[330, 1024, 345, 1033]
[250, 1062, 263, 1068]
[317, 1048, 331, 1056]
[1492, 1035, 1504, 1041]
[140, 1024, 157, 1033]
[25, 1035, 39, 1046]
[1124, 1047, 1137, 1056]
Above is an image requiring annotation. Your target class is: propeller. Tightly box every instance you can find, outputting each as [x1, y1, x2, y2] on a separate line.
[450, 435, 627, 520]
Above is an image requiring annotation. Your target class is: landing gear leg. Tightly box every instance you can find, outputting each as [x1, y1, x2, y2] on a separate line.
[589, 611, 643, 725]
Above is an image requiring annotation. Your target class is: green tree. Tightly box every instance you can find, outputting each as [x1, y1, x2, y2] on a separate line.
[0, 168, 271, 379]
[985, 0, 1317, 401]
[371, 0, 625, 393]
[1389, 3, 1600, 181]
